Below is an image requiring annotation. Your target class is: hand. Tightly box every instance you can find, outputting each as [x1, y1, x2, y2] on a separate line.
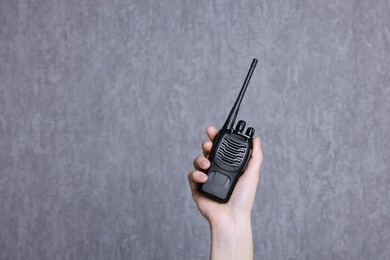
[188, 126, 263, 227]
[188, 126, 263, 260]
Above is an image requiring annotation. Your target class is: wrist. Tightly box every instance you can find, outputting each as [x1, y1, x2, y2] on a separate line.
[209, 216, 253, 260]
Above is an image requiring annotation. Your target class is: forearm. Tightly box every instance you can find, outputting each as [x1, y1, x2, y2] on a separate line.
[209, 217, 253, 260]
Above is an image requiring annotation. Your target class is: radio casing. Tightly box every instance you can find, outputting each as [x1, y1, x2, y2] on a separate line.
[199, 126, 253, 203]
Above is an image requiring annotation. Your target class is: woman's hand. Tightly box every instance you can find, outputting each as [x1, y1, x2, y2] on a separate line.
[188, 126, 263, 260]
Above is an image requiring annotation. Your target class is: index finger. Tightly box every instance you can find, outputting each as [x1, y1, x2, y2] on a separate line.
[206, 126, 218, 141]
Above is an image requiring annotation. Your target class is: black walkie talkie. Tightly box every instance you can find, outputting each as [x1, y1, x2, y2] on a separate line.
[199, 58, 258, 203]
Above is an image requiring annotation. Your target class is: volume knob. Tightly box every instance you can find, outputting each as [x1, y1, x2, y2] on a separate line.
[245, 127, 255, 138]
[236, 120, 246, 133]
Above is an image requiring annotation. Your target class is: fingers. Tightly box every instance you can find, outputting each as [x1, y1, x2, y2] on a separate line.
[206, 126, 218, 141]
[187, 126, 217, 201]
[187, 170, 208, 198]
[188, 171, 208, 186]
[193, 155, 211, 171]
[203, 126, 217, 157]
[202, 140, 212, 157]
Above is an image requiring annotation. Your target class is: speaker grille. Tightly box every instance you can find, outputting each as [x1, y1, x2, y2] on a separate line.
[216, 135, 247, 169]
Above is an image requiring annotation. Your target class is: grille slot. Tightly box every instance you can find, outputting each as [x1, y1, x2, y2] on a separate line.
[216, 135, 247, 169]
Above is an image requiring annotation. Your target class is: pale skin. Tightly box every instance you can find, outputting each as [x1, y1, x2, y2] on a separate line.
[188, 126, 264, 260]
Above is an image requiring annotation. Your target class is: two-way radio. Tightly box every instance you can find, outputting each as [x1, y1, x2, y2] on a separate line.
[199, 58, 258, 203]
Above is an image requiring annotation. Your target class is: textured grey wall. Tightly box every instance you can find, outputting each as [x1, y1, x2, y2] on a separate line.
[1, 0, 389, 259]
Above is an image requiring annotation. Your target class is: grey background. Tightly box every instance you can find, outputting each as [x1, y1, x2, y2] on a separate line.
[1, 0, 389, 259]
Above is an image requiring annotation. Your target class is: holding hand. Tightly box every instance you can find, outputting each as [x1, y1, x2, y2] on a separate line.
[188, 126, 263, 260]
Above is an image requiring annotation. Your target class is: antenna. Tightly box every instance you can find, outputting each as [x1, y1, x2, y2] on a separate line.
[222, 58, 258, 130]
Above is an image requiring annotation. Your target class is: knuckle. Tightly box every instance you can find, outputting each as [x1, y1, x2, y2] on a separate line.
[188, 170, 195, 180]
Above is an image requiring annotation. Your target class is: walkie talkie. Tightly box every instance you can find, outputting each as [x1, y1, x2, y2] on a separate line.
[199, 58, 258, 203]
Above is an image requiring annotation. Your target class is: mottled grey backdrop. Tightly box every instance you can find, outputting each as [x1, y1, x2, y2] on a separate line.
[1, 0, 389, 259]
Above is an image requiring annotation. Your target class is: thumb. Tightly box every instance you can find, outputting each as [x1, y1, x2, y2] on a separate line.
[243, 137, 263, 183]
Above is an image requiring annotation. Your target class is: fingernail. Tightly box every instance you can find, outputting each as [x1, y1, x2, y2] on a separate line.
[199, 173, 207, 180]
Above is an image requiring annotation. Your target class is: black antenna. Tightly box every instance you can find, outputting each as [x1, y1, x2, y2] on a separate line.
[223, 58, 258, 130]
